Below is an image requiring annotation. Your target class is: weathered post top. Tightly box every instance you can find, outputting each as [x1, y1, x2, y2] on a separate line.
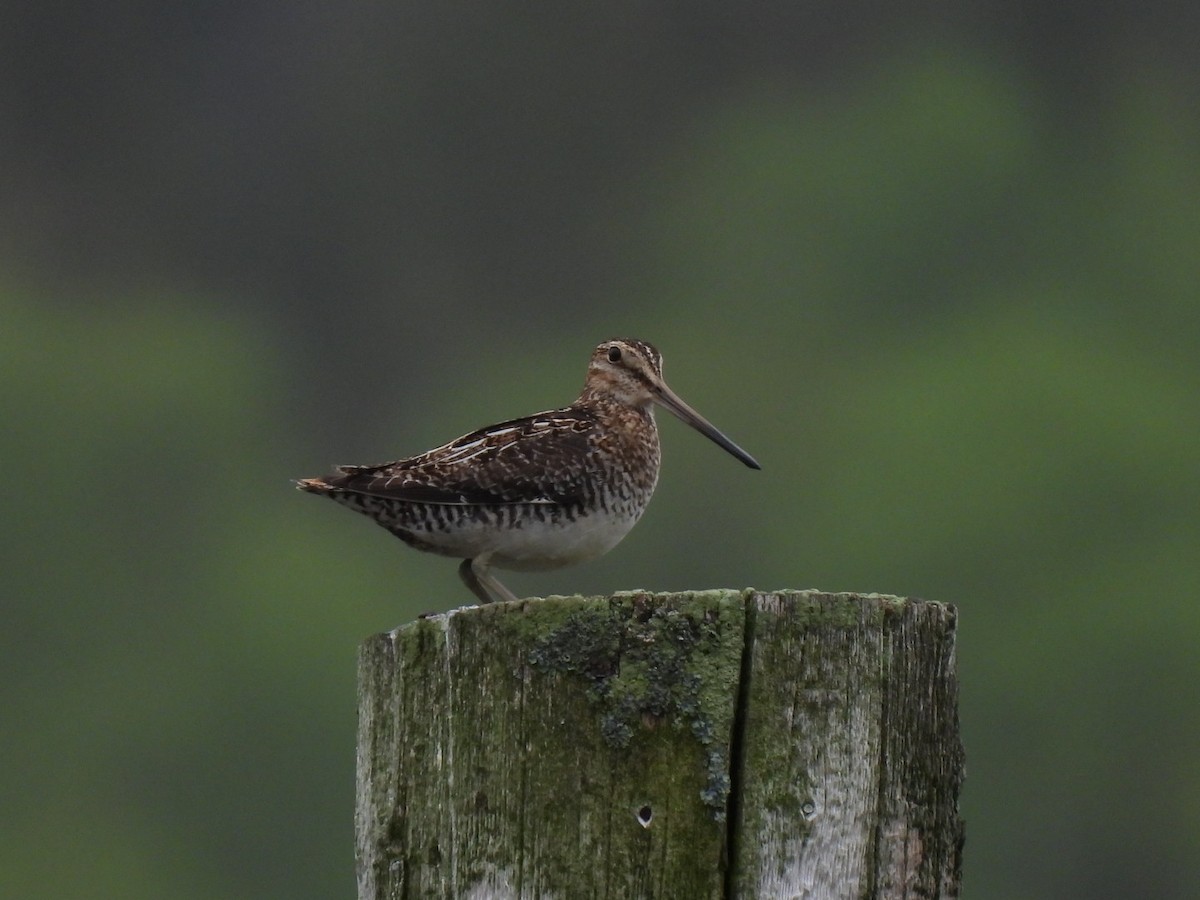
[356, 589, 964, 899]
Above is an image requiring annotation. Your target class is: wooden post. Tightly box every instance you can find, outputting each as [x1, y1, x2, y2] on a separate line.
[356, 590, 964, 899]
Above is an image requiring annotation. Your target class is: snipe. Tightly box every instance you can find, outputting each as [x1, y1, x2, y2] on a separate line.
[298, 338, 759, 604]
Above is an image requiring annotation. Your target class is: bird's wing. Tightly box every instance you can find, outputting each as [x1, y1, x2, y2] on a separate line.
[319, 408, 597, 507]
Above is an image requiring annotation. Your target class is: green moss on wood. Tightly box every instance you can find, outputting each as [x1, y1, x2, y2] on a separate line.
[358, 590, 963, 899]
[525, 590, 744, 819]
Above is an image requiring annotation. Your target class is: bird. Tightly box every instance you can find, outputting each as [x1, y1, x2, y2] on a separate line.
[298, 338, 760, 605]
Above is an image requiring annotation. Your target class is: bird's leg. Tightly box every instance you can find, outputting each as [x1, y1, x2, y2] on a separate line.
[459, 557, 518, 604]
[477, 566, 519, 604]
[459, 559, 494, 604]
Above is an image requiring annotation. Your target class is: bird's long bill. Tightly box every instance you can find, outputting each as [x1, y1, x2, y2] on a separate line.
[653, 381, 761, 469]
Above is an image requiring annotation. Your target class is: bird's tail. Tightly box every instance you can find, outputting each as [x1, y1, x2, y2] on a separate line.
[295, 477, 333, 494]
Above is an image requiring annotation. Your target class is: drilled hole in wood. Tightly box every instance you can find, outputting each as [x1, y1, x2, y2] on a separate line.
[636, 805, 653, 828]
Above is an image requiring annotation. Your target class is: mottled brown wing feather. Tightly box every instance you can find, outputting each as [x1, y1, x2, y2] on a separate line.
[322, 408, 596, 507]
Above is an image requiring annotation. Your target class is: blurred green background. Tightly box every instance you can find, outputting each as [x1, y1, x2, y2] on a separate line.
[4, 3, 1198, 897]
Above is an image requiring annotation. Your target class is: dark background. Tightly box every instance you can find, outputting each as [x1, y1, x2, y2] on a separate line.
[4, 2, 1198, 897]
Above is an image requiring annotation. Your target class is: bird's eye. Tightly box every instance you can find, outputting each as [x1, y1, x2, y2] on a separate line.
[607, 346, 622, 363]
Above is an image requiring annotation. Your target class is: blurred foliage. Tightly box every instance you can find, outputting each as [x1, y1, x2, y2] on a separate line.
[3, 7, 1199, 899]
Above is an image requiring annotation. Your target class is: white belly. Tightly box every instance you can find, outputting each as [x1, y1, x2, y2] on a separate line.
[409, 506, 643, 572]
